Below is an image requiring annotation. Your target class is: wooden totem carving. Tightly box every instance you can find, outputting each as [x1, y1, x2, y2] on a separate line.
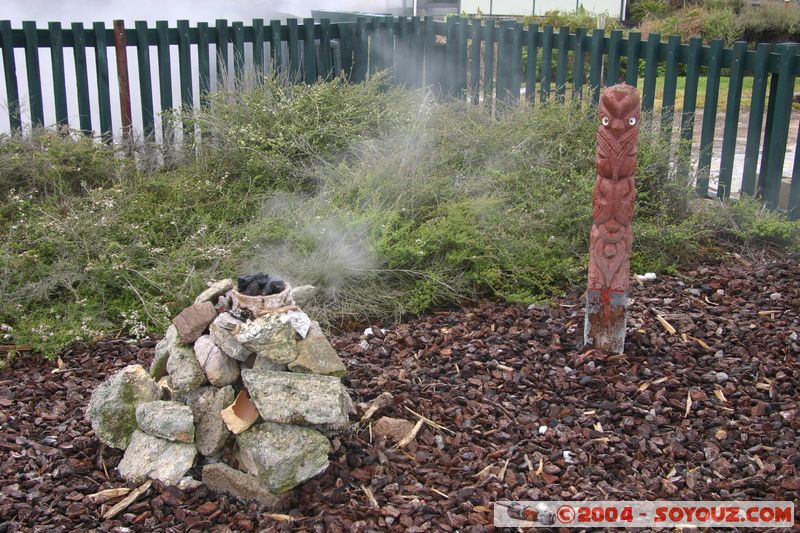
[584, 84, 641, 355]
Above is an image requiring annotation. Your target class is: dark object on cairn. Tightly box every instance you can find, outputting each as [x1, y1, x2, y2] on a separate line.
[237, 273, 287, 297]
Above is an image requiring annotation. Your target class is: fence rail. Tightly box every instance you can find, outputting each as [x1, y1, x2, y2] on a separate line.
[1, 17, 799, 217]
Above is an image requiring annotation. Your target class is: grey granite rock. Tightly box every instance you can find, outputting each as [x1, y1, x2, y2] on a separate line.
[236, 422, 330, 493]
[85, 365, 161, 450]
[288, 321, 346, 377]
[150, 325, 178, 380]
[135, 400, 194, 443]
[186, 385, 235, 456]
[194, 335, 239, 387]
[166, 338, 208, 396]
[235, 315, 297, 365]
[202, 463, 284, 507]
[194, 279, 234, 305]
[117, 430, 196, 485]
[290, 285, 317, 307]
[209, 313, 252, 362]
[240, 370, 352, 433]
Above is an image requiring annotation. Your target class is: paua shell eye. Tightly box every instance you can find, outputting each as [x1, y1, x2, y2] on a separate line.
[628, 117, 637, 126]
[601, 116, 609, 126]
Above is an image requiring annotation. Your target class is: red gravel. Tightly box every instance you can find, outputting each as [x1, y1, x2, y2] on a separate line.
[1, 256, 799, 532]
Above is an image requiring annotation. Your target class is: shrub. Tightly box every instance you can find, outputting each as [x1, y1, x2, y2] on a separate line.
[523, 8, 620, 32]
[0, 130, 124, 202]
[1, 78, 797, 356]
[630, 0, 672, 24]
[738, 4, 800, 44]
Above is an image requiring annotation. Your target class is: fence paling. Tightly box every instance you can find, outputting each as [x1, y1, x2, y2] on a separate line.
[555, 26, 568, 100]
[49, 22, 68, 126]
[697, 39, 724, 196]
[762, 44, 798, 208]
[1, 18, 799, 215]
[135, 21, 155, 138]
[661, 36, 680, 141]
[679, 38, 702, 181]
[573, 27, 586, 99]
[113, 20, 133, 145]
[642, 33, 659, 112]
[625, 32, 640, 87]
[741, 43, 771, 197]
[607, 30, 622, 86]
[718, 41, 748, 199]
[588, 29, 603, 106]
[93, 22, 112, 142]
[22, 21, 43, 126]
[540, 25, 553, 103]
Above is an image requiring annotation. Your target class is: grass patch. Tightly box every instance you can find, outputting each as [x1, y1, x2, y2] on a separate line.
[1, 75, 798, 356]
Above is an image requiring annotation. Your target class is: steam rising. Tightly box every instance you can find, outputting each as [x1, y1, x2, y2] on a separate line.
[243, 193, 378, 297]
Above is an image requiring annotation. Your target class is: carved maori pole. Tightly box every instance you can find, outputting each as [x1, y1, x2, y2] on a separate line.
[584, 84, 641, 355]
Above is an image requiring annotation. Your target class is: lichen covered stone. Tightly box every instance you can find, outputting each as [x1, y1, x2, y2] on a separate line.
[85, 365, 161, 450]
[288, 321, 346, 377]
[135, 400, 194, 443]
[236, 422, 330, 493]
[240, 370, 352, 433]
[117, 430, 196, 485]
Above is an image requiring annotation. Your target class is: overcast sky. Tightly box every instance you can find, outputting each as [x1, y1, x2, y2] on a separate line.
[4, 0, 397, 25]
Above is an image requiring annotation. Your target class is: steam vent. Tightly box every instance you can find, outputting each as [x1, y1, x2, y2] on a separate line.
[85, 274, 352, 507]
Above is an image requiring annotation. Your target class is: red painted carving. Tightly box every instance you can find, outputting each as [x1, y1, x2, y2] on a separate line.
[584, 84, 641, 355]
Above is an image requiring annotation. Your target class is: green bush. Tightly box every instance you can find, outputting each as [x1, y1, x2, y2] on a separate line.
[738, 4, 800, 44]
[639, 6, 741, 45]
[630, 0, 672, 24]
[1, 77, 798, 356]
[523, 8, 620, 32]
[0, 130, 124, 202]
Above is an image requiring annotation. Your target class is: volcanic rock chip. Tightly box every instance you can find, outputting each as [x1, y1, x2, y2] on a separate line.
[372, 416, 415, 443]
[202, 463, 285, 507]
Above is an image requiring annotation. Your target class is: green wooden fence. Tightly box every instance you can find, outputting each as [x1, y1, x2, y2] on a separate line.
[1, 17, 799, 217]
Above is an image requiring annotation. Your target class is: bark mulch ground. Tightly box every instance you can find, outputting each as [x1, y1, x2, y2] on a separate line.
[1, 256, 798, 532]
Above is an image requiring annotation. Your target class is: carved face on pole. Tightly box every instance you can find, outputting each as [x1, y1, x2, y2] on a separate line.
[585, 84, 641, 355]
[597, 86, 641, 182]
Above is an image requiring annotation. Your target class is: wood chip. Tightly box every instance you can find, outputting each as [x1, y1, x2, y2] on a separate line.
[394, 418, 424, 448]
[265, 513, 295, 522]
[684, 390, 693, 418]
[102, 480, 151, 519]
[404, 406, 456, 434]
[655, 314, 677, 335]
[360, 485, 379, 508]
[86, 487, 131, 504]
[360, 392, 393, 423]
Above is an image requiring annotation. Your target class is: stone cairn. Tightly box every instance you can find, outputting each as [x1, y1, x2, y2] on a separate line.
[85, 275, 352, 506]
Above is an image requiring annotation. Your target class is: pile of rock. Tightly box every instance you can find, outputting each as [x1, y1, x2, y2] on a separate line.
[85, 278, 352, 506]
